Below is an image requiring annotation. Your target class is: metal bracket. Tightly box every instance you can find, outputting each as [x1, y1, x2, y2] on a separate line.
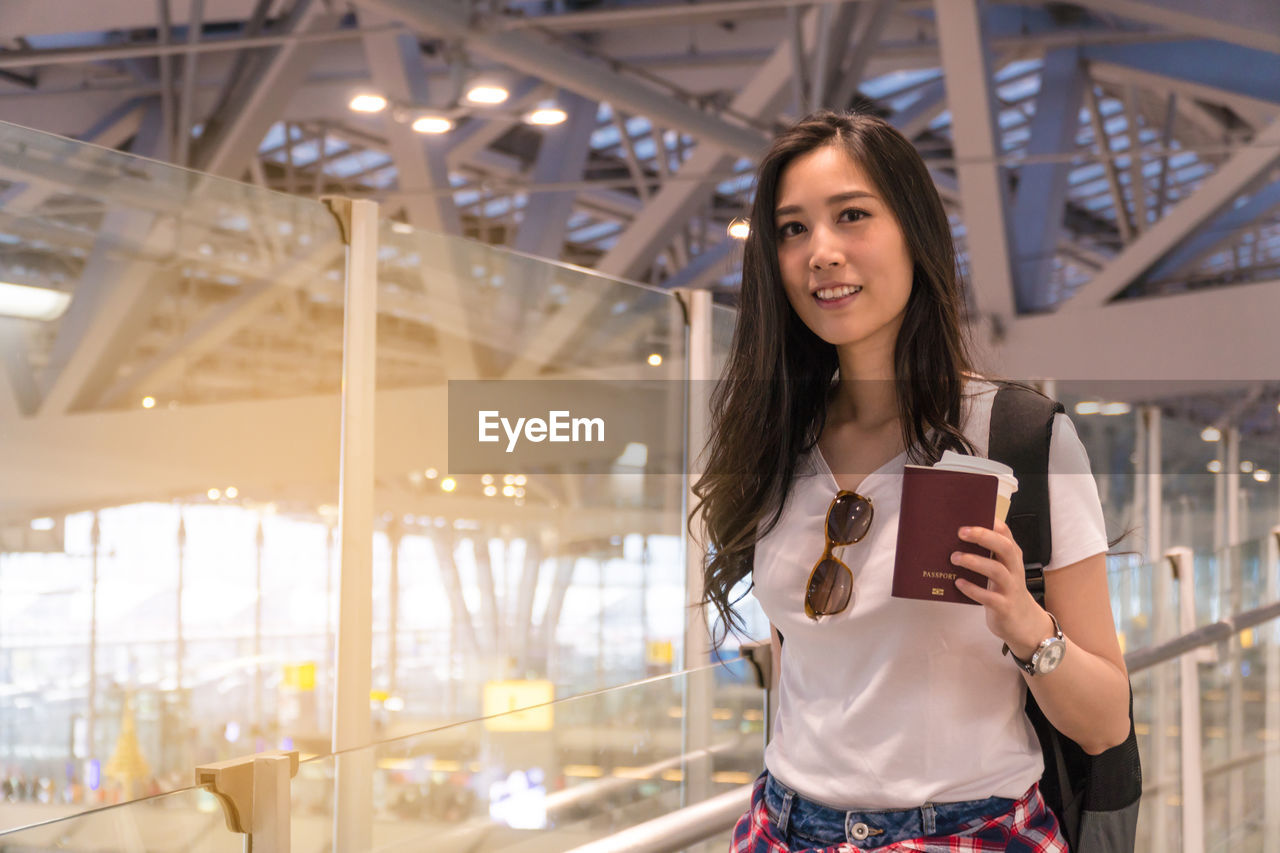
[196, 750, 299, 839]
[321, 195, 353, 246]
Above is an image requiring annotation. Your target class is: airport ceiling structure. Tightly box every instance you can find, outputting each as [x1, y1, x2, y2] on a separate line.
[0, 0, 1279, 524]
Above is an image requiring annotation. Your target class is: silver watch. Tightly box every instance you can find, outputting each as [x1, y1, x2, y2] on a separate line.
[1003, 611, 1066, 676]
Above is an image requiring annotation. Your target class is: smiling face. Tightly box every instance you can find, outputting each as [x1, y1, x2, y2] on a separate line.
[774, 144, 915, 365]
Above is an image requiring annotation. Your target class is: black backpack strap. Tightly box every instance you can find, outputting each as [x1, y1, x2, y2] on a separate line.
[987, 382, 1063, 607]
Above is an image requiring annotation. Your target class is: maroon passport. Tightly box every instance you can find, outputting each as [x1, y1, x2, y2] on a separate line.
[891, 465, 998, 605]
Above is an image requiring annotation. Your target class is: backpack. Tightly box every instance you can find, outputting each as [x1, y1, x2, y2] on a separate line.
[769, 381, 1143, 852]
[988, 381, 1142, 853]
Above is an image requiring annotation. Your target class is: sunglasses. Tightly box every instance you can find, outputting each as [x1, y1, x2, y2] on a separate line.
[804, 490, 874, 619]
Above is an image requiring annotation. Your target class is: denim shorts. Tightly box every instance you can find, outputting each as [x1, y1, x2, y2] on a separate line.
[762, 771, 1019, 849]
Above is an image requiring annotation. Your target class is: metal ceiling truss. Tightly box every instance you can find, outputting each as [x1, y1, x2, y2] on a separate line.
[0, 0, 1278, 412]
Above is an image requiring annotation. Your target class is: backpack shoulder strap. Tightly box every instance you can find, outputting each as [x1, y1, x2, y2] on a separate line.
[987, 382, 1064, 607]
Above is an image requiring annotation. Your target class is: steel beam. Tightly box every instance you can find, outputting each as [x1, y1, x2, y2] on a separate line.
[353, 0, 769, 160]
[1064, 114, 1280, 309]
[994, 277, 1280, 381]
[1145, 180, 1280, 285]
[934, 0, 1016, 320]
[514, 91, 598, 258]
[1068, 0, 1280, 55]
[191, 1, 345, 178]
[360, 24, 461, 235]
[35, 210, 164, 416]
[1009, 48, 1087, 312]
[826, 0, 896, 111]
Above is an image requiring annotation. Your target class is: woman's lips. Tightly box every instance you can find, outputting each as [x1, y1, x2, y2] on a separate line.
[813, 289, 860, 310]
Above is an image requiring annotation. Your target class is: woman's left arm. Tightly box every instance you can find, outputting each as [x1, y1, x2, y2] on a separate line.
[955, 525, 1130, 755]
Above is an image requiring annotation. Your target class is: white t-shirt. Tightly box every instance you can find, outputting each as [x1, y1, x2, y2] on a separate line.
[752, 379, 1109, 808]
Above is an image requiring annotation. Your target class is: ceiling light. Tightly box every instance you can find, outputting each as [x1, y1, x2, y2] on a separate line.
[1207, 460, 1222, 474]
[0, 281, 71, 321]
[1201, 427, 1221, 442]
[141, 396, 156, 409]
[526, 107, 567, 126]
[466, 85, 509, 105]
[208, 488, 221, 500]
[349, 93, 388, 113]
[1099, 402, 1131, 416]
[1074, 401, 1101, 415]
[1240, 460, 1254, 473]
[484, 485, 498, 497]
[441, 477, 457, 492]
[648, 354, 663, 366]
[1255, 469, 1272, 483]
[727, 219, 750, 240]
[412, 115, 453, 134]
[225, 486, 239, 499]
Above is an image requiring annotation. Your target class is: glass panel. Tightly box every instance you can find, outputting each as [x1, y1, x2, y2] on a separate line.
[366, 218, 691, 738]
[291, 662, 765, 852]
[1134, 535, 1280, 853]
[0, 784, 240, 851]
[711, 301, 737, 380]
[0, 120, 346, 815]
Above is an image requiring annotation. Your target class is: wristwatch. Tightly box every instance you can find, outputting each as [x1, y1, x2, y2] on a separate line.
[1003, 611, 1066, 676]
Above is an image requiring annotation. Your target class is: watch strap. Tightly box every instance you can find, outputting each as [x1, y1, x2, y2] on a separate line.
[1002, 611, 1063, 674]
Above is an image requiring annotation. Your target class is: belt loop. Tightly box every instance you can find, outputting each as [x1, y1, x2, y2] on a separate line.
[777, 789, 795, 834]
[921, 803, 937, 836]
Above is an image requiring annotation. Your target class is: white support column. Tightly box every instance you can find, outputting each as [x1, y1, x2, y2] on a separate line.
[1225, 427, 1244, 829]
[1167, 545, 1206, 853]
[1266, 524, 1280, 842]
[677, 287, 713, 823]
[1144, 405, 1171, 853]
[933, 0, 1017, 322]
[325, 196, 380, 853]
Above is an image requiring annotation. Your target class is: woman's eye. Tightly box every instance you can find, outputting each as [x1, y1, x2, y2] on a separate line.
[777, 222, 805, 238]
[840, 208, 868, 222]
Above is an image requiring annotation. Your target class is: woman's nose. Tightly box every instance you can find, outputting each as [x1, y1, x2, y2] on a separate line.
[808, 227, 844, 270]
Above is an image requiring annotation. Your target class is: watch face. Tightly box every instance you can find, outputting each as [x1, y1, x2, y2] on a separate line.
[1035, 641, 1066, 674]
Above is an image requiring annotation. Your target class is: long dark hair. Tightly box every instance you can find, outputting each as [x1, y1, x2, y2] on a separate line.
[689, 110, 983, 648]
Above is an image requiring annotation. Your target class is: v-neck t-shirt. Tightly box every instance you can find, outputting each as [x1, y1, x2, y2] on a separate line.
[751, 379, 1109, 809]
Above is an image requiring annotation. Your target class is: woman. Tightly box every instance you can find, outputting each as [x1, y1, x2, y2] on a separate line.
[690, 111, 1130, 851]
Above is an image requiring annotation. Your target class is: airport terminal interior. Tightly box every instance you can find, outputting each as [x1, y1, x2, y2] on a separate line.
[0, 0, 1278, 850]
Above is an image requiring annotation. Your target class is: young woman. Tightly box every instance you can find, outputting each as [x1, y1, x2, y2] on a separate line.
[690, 111, 1130, 851]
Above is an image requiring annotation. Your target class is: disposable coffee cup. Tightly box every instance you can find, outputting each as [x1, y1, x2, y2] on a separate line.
[934, 451, 1019, 525]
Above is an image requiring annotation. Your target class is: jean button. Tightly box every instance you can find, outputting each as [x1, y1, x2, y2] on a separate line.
[851, 821, 871, 840]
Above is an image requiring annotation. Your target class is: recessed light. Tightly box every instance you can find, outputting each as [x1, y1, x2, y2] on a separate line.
[466, 85, 509, 105]
[349, 93, 388, 113]
[526, 107, 567, 126]
[412, 115, 453, 134]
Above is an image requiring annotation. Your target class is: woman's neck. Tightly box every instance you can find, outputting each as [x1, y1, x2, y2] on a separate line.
[828, 341, 900, 429]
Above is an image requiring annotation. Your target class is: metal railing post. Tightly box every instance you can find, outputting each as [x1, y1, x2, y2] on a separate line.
[1167, 546, 1206, 853]
[322, 196, 379, 853]
[1266, 526, 1280, 842]
[1142, 405, 1171, 852]
[675, 287, 713, 838]
[1224, 428, 1244, 830]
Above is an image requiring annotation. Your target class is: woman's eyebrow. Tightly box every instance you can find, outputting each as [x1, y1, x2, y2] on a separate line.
[775, 190, 878, 218]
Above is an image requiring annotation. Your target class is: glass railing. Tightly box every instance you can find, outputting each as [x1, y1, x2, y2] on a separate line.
[1132, 532, 1280, 853]
[0, 784, 241, 851]
[0, 117, 347, 820]
[368, 219, 690, 719]
[289, 661, 763, 852]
